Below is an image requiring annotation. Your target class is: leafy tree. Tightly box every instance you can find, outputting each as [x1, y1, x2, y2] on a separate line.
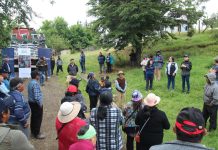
[203, 13, 218, 32]
[0, 0, 34, 48]
[88, 0, 208, 63]
[46, 35, 71, 52]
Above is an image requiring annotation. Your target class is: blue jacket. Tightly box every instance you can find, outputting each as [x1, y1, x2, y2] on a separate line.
[86, 79, 100, 96]
[8, 91, 30, 127]
[98, 55, 105, 64]
[146, 65, 155, 77]
[80, 54, 86, 63]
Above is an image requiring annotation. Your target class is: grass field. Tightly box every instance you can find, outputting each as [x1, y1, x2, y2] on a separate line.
[56, 32, 218, 149]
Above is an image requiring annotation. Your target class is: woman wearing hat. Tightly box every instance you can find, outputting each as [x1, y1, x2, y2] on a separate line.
[90, 91, 124, 150]
[69, 124, 97, 150]
[135, 93, 170, 150]
[123, 90, 144, 150]
[115, 71, 127, 108]
[56, 102, 87, 150]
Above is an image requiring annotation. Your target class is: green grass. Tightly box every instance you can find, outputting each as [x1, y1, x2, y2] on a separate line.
[57, 33, 218, 149]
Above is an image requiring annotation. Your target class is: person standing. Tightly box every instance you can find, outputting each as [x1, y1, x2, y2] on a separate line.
[90, 91, 124, 150]
[50, 54, 55, 76]
[36, 57, 47, 86]
[202, 73, 218, 132]
[2, 57, 12, 79]
[145, 60, 155, 91]
[135, 93, 170, 150]
[140, 55, 149, 80]
[8, 78, 31, 138]
[129, 50, 137, 66]
[210, 57, 218, 84]
[1, 69, 10, 90]
[123, 90, 144, 150]
[106, 53, 112, 73]
[115, 71, 127, 108]
[166, 56, 178, 90]
[181, 54, 192, 93]
[86, 72, 100, 111]
[80, 51, 86, 73]
[67, 59, 79, 77]
[98, 52, 105, 74]
[28, 71, 46, 139]
[153, 51, 164, 81]
[56, 56, 63, 75]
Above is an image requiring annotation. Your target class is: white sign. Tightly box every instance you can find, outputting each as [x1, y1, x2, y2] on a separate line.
[19, 68, 31, 78]
[18, 48, 31, 56]
[18, 48, 31, 78]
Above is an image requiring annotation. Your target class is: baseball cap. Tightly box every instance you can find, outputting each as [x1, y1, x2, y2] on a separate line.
[67, 85, 78, 93]
[184, 54, 189, 57]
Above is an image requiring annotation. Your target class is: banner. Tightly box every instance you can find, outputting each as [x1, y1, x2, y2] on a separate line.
[38, 48, 52, 77]
[18, 48, 31, 78]
[1, 48, 15, 77]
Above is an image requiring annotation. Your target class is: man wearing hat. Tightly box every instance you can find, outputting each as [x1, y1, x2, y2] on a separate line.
[56, 102, 87, 150]
[115, 71, 127, 108]
[0, 69, 10, 90]
[203, 73, 218, 132]
[180, 54, 192, 93]
[210, 57, 218, 84]
[2, 57, 12, 79]
[150, 107, 213, 150]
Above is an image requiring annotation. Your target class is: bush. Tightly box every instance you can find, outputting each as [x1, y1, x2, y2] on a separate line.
[187, 28, 195, 37]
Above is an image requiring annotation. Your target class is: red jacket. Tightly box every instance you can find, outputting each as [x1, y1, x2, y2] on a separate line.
[56, 117, 86, 150]
[69, 140, 95, 150]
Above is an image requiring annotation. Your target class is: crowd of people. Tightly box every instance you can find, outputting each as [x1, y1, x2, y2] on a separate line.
[0, 51, 218, 150]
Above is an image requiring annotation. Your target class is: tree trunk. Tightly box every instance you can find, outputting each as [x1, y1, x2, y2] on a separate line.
[135, 44, 142, 66]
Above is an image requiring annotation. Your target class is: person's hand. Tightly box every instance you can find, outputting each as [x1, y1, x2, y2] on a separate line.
[173, 73, 176, 76]
[24, 123, 29, 128]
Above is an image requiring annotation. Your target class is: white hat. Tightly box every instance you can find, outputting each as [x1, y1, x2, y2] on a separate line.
[58, 102, 81, 123]
[144, 93, 160, 107]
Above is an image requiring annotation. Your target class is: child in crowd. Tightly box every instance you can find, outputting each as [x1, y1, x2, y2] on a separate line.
[99, 77, 105, 88]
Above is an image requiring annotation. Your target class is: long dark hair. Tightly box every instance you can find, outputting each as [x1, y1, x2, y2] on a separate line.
[97, 91, 113, 120]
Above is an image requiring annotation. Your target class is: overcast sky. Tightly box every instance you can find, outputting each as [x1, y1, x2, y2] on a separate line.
[29, 0, 218, 29]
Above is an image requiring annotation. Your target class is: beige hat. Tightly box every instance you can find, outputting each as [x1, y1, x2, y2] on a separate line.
[58, 102, 81, 123]
[144, 93, 160, 107]
[117, 71, 125, 75]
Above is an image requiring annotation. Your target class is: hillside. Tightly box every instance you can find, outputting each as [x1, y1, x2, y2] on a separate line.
[58, 32, 218, 149]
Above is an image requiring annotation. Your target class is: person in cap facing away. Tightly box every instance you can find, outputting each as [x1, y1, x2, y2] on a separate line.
[69, 124, 97, 150]
[8, 78, 31, 138]
[180, 54, 192, 93]
[210, 57, 218, 84]
[90, 91, 124, 150]
[123, 90, 144, 150]
[56, 102, 87, 150]
[150, 107, 213, 150]
[202, 73, 218, 132]
[135, 93, 170, 150]
[0, 99, 34, 150]
[61, 85, 87, 119]
[0, 69, 10, 90]
[115, 71, 127, 108]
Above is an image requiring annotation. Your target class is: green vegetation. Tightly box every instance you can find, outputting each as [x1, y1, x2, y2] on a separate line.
[57, 32, 218, 149]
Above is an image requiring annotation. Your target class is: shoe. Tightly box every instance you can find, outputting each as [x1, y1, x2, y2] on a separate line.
[35, 133, 46, 139]
[186, 91, 190, 94]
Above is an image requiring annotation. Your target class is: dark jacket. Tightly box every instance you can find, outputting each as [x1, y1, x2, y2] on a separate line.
[146, 65, 155, 77]
[2, 62, 11, 73]
[135, 106, 170, 150]
[80, 54, 86, 63]
[98, 55, 105, 64]
[67, 64, 79, 76]
[181, 61, 192, 76]
[86, 79, 100, 96]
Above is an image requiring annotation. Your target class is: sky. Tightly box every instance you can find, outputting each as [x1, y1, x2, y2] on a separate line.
[29, 0, 218, 29]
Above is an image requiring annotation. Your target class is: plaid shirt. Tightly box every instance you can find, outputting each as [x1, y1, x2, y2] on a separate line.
[90, 105, 124, 150]
[28, 79, 43, 107]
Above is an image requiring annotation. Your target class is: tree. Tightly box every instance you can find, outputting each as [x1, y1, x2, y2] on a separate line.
[203, 13, 218, 32]
[88, 0, 208, 63]
[0, 0, 35, 48]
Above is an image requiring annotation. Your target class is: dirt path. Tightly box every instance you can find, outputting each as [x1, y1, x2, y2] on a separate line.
[24, 76, 66, 150]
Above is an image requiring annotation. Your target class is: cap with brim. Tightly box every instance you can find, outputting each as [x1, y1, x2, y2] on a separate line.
[78, 125, 96, 140]
[117, 71, 125, 75]
[67, 85, 78, 93]
[184, 54, 189, 57]
[144, 93, 160, 107]
[58, 102, 81, 123]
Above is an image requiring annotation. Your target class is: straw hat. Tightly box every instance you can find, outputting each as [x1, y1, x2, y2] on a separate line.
[58, 102, 81, 123]
[117, 71, 125, 75]
[144, 93, 160, 107]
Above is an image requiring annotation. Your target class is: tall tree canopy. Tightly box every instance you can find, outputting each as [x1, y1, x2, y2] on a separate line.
[0, 0, 34, 48]
[88, 0, 209, 62]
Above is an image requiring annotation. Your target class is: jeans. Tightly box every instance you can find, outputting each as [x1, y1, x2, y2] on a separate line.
[56, 65, 63, 74]
[29, 102, 43, 137]
[203, 104, 218, 131]
[146, 75, 153, 91]
[89, 95, 99, 111]
[182, 75, 190, 92]
[39, 71, 46, 85]
[167, 75, 175, 90]
[99, 64, 105, 73]
[80, 62, 86, 73]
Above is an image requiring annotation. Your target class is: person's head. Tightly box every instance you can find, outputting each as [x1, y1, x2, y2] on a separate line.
[106, 76, 109, 80]
[0, 100, 10, 123]
[132, 90, 143, 108]
[105, 81, 111, 88]
[149, 55, 153, 60]
[58, 56, 61, 59]
[99, 52, 102, 55]
[117, 71, 125, 79]
[87, 72, 95, 80]
[69, 78, 80, 88]
[169, 56, 175, 62]
[1, 69, 9, 79]
[100, 77, 105, 82]
[4, 57, 9, 63]
[143, 93, 160, 108]
[81, 51, 84, 54]
[77, 124, 97, 146]
[156, 51, 161, 56]
[174, 107, 206, 143]
[58, 102, 81, 123]
[70, 59, 75, 64]
[147, 60, 153, 67]
[184, 54, 189, 61]
[66, 85, 78, 96]
[10, 78, 24, 92]
[31, 70, 40, 80]
[214, 57, 218, 64]
[204, 73, 216, 85]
